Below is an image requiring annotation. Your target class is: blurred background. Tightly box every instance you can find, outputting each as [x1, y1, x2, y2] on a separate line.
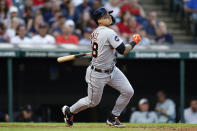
[0, 0, 197, 124]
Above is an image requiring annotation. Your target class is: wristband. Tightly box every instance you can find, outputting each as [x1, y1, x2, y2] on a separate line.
[130, 41, 136, 46]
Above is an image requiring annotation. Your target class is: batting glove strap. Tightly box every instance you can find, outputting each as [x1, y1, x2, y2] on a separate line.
[129, 41, 137, 46]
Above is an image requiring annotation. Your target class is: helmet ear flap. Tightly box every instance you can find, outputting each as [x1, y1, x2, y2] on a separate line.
[93, 18, 99, 25]
[110, 15, 115, 25]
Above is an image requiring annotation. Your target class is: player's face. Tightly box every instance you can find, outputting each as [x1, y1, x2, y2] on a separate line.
[98, 13, 112, 26]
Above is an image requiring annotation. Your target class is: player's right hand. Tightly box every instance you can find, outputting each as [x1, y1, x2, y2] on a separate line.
[132, 34, 141, 44]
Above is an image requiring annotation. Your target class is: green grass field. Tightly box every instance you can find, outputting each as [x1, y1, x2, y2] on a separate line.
[0, 122, 197, 131]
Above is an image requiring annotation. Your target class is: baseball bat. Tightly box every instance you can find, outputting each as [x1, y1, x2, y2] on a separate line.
[57, 52, 92, 63]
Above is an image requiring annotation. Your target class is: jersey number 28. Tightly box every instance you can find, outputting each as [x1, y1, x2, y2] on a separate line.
[92, 42, 98, 58]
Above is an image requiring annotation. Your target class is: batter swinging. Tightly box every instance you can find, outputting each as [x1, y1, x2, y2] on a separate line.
[62, 7, 141, 128]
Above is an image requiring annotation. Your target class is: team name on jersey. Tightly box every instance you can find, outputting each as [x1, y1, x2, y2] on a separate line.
[90, 32, 99, 41]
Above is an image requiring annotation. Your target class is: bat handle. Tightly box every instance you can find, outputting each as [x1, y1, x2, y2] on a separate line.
[75, 52, 92, 58]
[85, 52, 92, 56]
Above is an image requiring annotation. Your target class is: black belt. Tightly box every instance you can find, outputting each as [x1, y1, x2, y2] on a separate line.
[91, 66, 114, 74]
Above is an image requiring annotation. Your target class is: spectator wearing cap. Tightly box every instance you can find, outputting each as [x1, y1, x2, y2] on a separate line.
[155, 90, 176, 123]
[4, 6, 24, 29]
[65, 19, 77, 36]
[6, 17, 22, 39]
[130, 98, 158, 123]
[11, 24, 31, 44]
[184, 99, 197, 124]
[155, 22, 174, 44]
[32, 23, 55, 44]
[0, 22, 10, 43]
[0, 112, 9, 122]
[56, 20, 79, 44]
[79, 27, 92, 45]
[136, 26, 151, 45]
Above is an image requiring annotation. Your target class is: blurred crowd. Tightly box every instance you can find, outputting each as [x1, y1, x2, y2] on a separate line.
[1, 90, 197, 123]
[0, 105, 42, 122]
[129, 90, 197, 124]
[0, 0, 175, 46]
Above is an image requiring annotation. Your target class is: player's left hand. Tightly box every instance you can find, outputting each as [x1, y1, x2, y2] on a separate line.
[132, 34, 141, 44]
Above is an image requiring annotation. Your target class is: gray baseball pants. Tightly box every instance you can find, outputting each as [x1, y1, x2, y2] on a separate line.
[69, 66, 134, 116]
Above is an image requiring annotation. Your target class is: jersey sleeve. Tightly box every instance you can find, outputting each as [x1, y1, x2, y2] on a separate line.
[107, 29, 123, 49]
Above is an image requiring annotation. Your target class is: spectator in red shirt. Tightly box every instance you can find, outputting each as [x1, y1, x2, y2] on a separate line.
[120, 0, 145, 24]
[121, 0, 145, 16]
[116, 11, 132, 42]
[128, 16, 139, 34]
[56, 20, 79, 44]
[33, 0, 44, 8]
[117, 11, 131, 35]
[6, 0, 12, 7]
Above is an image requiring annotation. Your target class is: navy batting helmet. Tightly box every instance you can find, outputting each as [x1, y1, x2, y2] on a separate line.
[93, 7, 115, 25]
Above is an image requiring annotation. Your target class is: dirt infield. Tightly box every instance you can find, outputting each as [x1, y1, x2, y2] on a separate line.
[1, 125, 197, 131]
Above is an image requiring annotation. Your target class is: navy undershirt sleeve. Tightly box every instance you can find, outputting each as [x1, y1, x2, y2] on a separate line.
[116, 42, 125, 55]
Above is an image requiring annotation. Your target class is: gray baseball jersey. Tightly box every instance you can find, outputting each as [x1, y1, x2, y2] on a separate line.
[69, 26, 134, 117]
[90, 26, 123, 70]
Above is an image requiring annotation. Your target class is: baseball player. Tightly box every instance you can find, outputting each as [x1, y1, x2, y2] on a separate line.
[62, 7, 141, 127]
